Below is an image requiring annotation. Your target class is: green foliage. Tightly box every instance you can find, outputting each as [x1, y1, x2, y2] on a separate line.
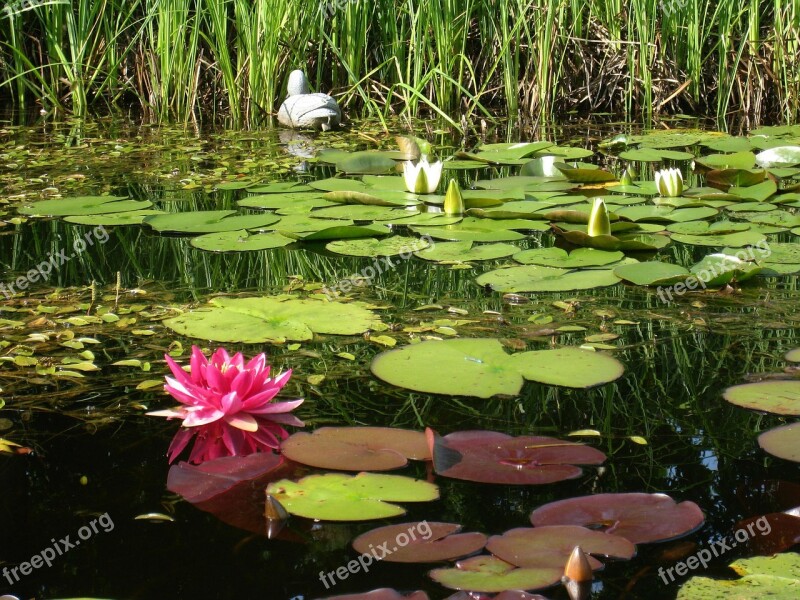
[1, 0, 798, 124]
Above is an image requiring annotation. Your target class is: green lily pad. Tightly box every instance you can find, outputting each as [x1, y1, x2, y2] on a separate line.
[410, 218, 538, 242]
[476, 265, 620, 293]
[729, 179, 778, 202]
[189, 230, 294, 252]
[143, 210, 280, 234]
[269, 215, 354, 233]
[311, 204, 418, 221]
[512, 247, 624, 268]
[695, 151, 757, 170]
[619, 148, 694, 162]
[309, 178, 372, 193]
[18, 196, 151, 217]
[429, 555, 562, 593]
[323, 190, 421, 207]
[371, 339, 624, 397]
[64, 210, 166, 226]
[613, 262, 690, 286]
[414, 241, 519, 263]
[723, 381, 800, 415]
[326, 236, 431, 257]
[667, 220, 750, 235]
[555, 162, 616, 183]
[163, 295, 383, 343]
[552, 227, 670, 251]
[757, 242, 800, 263]
[245, 182, 313, 193]
[690, 254, 762, 286]
[266, 472, 438, 521]
[286, 224, 391, 241]
[336, 151, 398, 174]
[670, 231, 766, 247]
[238, 192, 333, 211]
[759, 423, 800, 463]
[676, 553, 800, 599]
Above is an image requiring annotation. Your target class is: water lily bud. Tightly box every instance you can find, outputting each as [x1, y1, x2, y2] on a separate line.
[620, 168, 633, 186]
[265, 494, 289, 539]
[655, 167, 684, 197]
[587, 198, 611, 237]
[563, 545, 593, 583]
[444, 179, 465, 216]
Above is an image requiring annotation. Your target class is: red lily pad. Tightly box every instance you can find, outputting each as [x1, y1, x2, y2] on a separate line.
[166, 453, 303, 536]
[429, 430, 606, 485]
[758, 422, 800, 462]
[734, 512, 800, 555]
[319, 590, 430, 600]
[166, 452, 293, 503]
[529, 493, 705, 544]
[281, 427, 430, 471]
[487, 526, 636, 571]
[444, 593, 548, 600]
[429, 555, 562, 593]
[352, 522, 487, 563]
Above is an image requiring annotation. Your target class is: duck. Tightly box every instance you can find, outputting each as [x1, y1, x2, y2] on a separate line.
[277, 70, 342, 131]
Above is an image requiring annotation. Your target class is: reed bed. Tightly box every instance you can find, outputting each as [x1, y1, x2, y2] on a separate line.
[1, 0, 798, 126]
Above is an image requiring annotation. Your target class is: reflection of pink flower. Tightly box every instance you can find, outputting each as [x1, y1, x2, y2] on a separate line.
[147, 346, 303, 464]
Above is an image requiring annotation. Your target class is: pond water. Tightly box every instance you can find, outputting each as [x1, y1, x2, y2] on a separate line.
[0, 116, 798, 600]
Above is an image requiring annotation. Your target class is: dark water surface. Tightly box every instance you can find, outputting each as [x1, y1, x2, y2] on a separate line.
[0, 115, 798, 599]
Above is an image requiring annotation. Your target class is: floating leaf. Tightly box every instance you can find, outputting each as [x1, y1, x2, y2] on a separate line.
[415, 241, 519, 263]
[613, 262, 690, 286]
[430, 430, 605, 485]
[676, 553, 800, 598]
[487, 526, 635, 571]
[512, 247, 624, 268]
[529, 493, 704, 544]
[143, 210, 280, 234]
[266, 472, 439, 521]
[326, 236, 430, 257]
[371, 339, 624, 397]
[18, 196, 150, 216]
[352, 522, 487, 563]
[759, 423, 800, 463]
[429, 555, 562, 593]
[280, 427, 429, 471]
[190, 230, 293, 252]
[723, 381, 800, 415]
[163, 295, 383, 343]
[475, 265, 620, 293]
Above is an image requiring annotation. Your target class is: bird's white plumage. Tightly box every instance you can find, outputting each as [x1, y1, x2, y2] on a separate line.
[278, 70, 341, 130]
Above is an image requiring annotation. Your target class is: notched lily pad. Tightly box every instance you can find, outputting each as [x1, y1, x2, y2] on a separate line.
[371, 339, 624, 397]
[163, 295, 383, 343]
[529, 493, 705, 544]
[429, 555, 562, 593]
[759, 423, 800, 463]
[18, 196, 151, 217]
[280, 427, 430, 471]
[723, 381, 800, 415]
[266, 472, 439, 521]
[352, 522, 487, 563]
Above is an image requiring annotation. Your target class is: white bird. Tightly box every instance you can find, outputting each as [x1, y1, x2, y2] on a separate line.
[277, 70, 341, 131]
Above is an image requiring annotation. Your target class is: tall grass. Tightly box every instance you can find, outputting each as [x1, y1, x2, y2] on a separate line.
[1, 0, 798, 126]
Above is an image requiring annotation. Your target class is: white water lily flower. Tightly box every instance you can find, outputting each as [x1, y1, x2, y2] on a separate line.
[403, 156, 443, 194]
[655, 168, 684, 197]
[587, 198, 611, 237]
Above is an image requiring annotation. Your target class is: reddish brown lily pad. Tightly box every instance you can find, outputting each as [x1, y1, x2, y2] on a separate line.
[529, 493, 705, 544]
[444, 593, 548, 600]
[487, 526, 636, 571]
[319, 590, 430, 600]
[734, 512, 800, 555]
[429, 555, 562, 593]
[352, 521, 487, 563]
[281, 427, 430, 471]
[429, 430, 606, 485]
[758, 422, 800, 463]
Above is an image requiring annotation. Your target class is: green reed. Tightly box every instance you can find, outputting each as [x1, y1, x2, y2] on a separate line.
[1, 0, 798, 125]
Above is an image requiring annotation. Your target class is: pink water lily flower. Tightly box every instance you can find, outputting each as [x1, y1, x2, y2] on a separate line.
[147, 346, 304, 464]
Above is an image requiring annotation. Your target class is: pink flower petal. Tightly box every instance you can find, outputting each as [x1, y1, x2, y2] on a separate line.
[248, 398, 304, 415]
[225, 412, 259, 432]
[146, 408, 186, 419]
